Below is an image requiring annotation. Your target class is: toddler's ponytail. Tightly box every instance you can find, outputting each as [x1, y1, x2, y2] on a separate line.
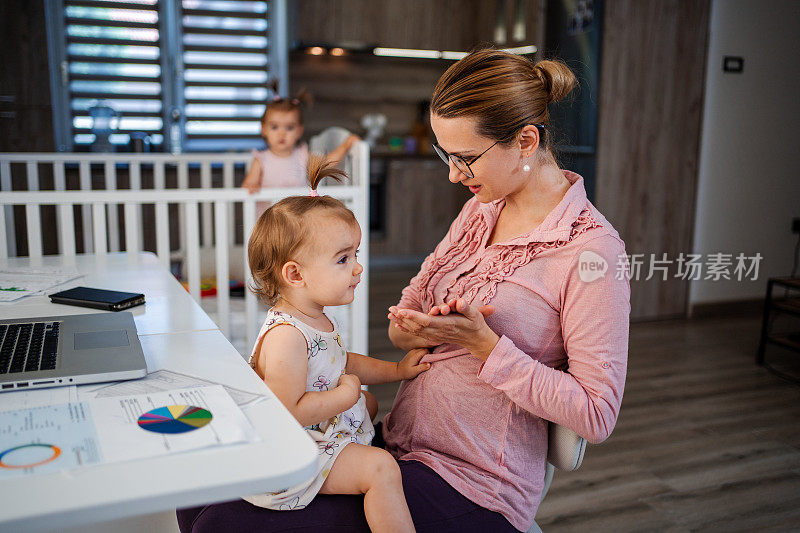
[267, 79, 280, 97]
[308, 155, 346, 192]
[294, 87, 313, 110]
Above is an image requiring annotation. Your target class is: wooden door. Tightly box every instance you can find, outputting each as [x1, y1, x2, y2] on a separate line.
[595, 0, 710, 320]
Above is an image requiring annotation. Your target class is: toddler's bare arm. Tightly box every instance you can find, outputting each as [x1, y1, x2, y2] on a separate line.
[259, 325, 359, 427]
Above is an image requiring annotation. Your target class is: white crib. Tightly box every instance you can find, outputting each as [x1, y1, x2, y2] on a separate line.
[0, 143, 370, 355]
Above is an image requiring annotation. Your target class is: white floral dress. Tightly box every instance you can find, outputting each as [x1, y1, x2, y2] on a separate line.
[244, 308, 375, 510]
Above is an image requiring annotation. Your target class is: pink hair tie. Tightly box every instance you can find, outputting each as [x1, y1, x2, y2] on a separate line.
[291, 98, 300, 105]
[272, 95, 281, 101]
[309, 189, 319, 197]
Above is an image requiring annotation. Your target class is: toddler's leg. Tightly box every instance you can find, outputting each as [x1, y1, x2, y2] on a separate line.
[319, 443, 414, 532]
[363, 390, 378, 421]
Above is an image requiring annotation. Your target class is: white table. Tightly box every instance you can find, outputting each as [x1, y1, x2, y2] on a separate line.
[0, 253, 317, 533]
[0, 253, 217, 335]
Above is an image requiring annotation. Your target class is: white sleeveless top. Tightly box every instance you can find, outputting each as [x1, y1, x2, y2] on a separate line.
[244, 308, 375, 511]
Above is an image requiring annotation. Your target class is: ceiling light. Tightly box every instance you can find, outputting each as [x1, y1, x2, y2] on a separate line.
[372, 45, 537, 60]
[308, 46, 325, 56]
[373, 47, 441, 59]
[502, 45, 538, 55]
[441, 51, 469, 60]
[330, 47, 345, 56]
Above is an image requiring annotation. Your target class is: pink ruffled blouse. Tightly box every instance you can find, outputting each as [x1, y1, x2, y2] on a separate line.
[383, 170, 631, 531]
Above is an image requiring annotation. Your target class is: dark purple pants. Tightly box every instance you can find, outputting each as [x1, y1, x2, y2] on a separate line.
[176, 457, 518, 532]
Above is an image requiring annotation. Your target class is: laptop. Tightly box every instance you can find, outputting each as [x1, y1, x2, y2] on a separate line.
[0, 311, 147, 392]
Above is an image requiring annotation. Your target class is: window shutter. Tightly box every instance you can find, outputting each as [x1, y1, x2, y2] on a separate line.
[48, 0, 285, 152]
[181, 0, 271, 152]
[63, 0, 165, 149]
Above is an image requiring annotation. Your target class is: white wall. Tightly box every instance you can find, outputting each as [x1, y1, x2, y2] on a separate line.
[690, 0, 800, 306]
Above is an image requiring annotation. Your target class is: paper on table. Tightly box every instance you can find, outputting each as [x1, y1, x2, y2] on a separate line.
[90, 384, 259, 463]
[0, 385, 78, 412]
[0, 385, 259, 479]
[78, 369, 269, 407]
[0, 266, 83, 302]
[0, 401, 103, 479]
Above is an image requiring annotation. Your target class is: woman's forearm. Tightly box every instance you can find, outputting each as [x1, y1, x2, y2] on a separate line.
[388, 319, 437, 351]
[479, 336, 626, 445]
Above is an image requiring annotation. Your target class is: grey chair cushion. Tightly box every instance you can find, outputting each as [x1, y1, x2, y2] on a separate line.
[528, 424, 589, 532]
[528, 425, 586, 532]
[547, 422, 587, 471]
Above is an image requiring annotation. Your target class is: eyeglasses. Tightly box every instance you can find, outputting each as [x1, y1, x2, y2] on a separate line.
[432, 140, 498, 179]
[431, 124, 546, 179]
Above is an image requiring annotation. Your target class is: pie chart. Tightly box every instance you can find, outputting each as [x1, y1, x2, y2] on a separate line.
[137, 405, 212, 434]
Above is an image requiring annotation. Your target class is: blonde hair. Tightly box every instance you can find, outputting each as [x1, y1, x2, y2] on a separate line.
[247, 156, 356, 304]
[262, 79, 313, 125]
[430, 48, 576, 152]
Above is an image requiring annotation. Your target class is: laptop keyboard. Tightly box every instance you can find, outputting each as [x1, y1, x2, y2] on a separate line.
[0, 321, 60, 374]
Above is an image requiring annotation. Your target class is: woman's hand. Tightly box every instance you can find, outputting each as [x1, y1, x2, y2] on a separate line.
[387, 310, 440, 352]
[395, 348, 431, 380]
[389, 299, 500, 361]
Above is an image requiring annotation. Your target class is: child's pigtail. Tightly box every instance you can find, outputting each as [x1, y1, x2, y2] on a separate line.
[308, 155, 347, 192]
[294, 87, 314, 110]
[263, 81, 311, 124]
[267, 79, 280, 98]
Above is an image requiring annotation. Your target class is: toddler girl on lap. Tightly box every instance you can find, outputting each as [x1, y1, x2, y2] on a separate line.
[244, 157, 428, 532]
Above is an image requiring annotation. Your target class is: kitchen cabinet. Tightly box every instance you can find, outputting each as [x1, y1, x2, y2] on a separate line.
[293, 0, 544, 52]
[370, 156, 472, 258]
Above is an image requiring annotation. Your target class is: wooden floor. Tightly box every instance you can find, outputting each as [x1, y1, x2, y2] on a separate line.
[367, 266, 800, 532]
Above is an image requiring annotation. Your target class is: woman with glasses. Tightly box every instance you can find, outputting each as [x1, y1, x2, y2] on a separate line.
[178, 48, 630, 533]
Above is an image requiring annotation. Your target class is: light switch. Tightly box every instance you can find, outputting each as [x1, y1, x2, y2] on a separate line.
[723, 56, 744, 73]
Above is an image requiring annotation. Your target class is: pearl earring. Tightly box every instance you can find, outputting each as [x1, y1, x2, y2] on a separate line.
[523, 163, 531, 172]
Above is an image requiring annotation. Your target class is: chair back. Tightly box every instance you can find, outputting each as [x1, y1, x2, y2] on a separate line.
[538, 423, 588, 507]
[547, 422, 587, 471]
[309, 127, 355, 177]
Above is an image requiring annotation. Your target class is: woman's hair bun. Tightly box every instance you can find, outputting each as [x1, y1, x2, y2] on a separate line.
[533, 60, 576, 104]
[307, 155, 347, 191]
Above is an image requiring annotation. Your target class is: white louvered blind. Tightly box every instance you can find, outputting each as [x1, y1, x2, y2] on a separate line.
[48, 0, 281, 152]
[182, 0, 270, 151]
[64, 0, 165, 148]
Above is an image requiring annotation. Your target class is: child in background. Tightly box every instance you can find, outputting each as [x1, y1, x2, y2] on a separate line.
[241, 83, 359, 198]
[244, 157, 428, 532]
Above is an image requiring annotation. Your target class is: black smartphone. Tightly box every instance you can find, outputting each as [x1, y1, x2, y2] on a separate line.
[49, 286, 145, 312]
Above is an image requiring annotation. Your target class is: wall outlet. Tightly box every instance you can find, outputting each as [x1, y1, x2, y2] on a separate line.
[793, 217, 800, 234]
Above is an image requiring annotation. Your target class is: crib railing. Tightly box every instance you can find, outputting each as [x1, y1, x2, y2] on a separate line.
[0, 145, 370, 354]
[0, 146, 362, 254]
[0, 152, 258, 257]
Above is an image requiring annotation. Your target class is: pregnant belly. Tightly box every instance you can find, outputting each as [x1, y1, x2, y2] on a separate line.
[421, 343, 471, 364]
[385, 354, 511, 469]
